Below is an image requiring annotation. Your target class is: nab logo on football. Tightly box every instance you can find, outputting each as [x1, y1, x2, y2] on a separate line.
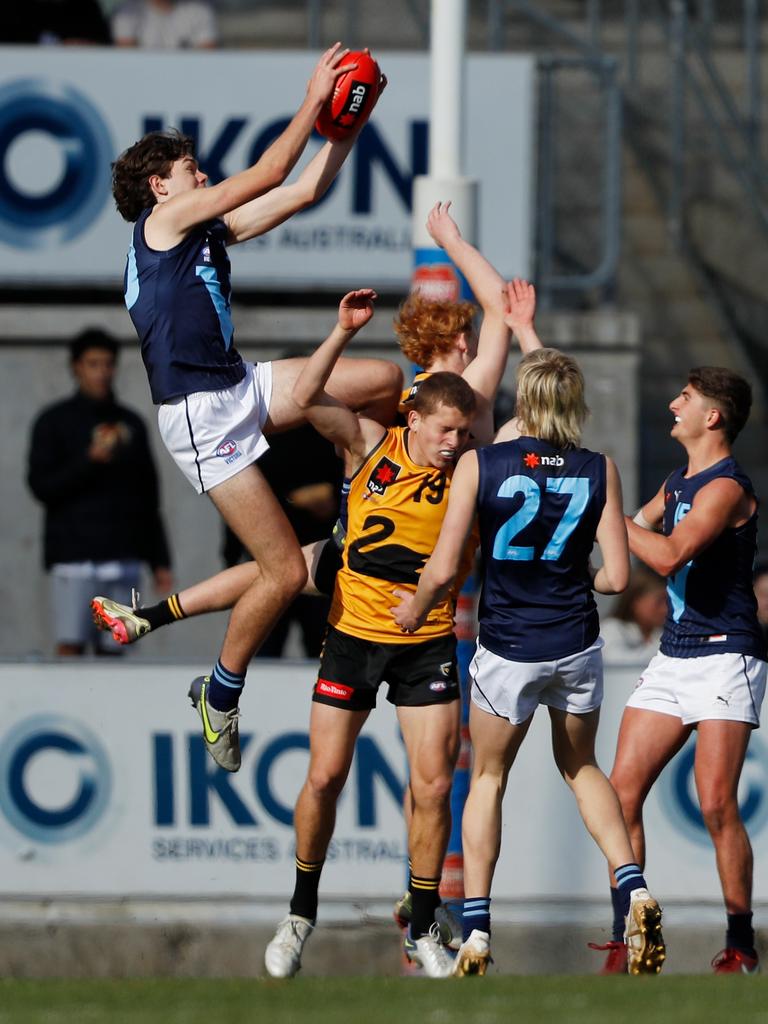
[367, 457, 400, 496]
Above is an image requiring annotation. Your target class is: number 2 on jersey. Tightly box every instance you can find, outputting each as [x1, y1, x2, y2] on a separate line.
[492, 475, 590, 561]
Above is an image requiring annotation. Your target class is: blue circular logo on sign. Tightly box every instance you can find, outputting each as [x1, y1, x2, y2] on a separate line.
[0, 715, 112, 844]
[0, 78, 113, 248]
[658, 734, 768, 846]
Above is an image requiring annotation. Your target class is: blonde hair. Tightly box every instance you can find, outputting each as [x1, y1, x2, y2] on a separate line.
[393, 292, 478, 367]
[515, 348, 589, 448]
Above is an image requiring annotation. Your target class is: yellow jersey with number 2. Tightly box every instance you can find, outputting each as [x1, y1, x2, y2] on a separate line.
[329, 426, 475, 644]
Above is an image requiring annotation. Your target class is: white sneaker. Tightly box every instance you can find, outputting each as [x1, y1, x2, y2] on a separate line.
[625, 888, 666, 975]
[403, 922, 454, 978]
[453, 929, 491, 976]
[264, 914, 314, 978]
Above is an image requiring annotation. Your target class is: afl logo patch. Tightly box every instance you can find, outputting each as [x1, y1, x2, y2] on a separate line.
[216, 439, 238, 457]
[429, 680, 448, 693]
[367, 456, 401, 496]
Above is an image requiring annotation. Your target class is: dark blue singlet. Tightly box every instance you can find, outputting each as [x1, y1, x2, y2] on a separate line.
[124, 208, 246, 404]
[660, 456, 764, 660]
[476, 437, 607, 663]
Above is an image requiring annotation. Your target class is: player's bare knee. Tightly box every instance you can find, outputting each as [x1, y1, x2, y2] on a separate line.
[307, 765, 348, 801]
[410, 771, 453, 810]
[700, 795, 740, 836]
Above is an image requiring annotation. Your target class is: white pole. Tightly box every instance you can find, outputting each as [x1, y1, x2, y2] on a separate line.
[430, 0, 465, 179]
[411, 0, 477, 291]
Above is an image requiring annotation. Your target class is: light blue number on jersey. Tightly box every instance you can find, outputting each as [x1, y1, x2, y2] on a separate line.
[492, 475, 591, 562]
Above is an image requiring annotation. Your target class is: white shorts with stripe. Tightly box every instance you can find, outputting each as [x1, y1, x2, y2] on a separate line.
[625, 650, 766, 727]
[469, 638, 604, 725]
[157, 361, 273, 494]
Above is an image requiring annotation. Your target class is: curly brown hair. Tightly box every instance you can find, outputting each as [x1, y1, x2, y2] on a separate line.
[111, 129, 195, 222]
[393, 292, 478, 368]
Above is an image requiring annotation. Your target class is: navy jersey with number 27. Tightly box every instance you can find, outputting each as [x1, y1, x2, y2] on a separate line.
[476, 437, 607, 663]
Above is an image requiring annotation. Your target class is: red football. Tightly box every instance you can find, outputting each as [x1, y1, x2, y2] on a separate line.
[315, 50, 380, 142]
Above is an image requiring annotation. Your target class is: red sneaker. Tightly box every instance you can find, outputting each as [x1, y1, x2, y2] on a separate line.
[711, 948, 759, 974]
[588, 940, 628, 974]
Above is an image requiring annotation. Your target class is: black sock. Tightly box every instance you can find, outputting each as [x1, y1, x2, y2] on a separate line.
[140, 594, 187, 631]
[726, 912, 755, 955]
[409, 874, 441, 939]
[289, 856, 324, 922]
[610, 886, 625, 942]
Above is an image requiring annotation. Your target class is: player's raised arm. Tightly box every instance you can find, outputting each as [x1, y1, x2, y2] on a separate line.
[426, 202, 509, 407]
[391, 449, 479, 633]
[503, 277, 542, 356]
[292, 290, 385, 465]
[225, 73, 386, 245]
[148, 45, 357, 242]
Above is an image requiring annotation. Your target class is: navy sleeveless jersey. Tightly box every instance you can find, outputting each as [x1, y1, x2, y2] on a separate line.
[124, 209, 246, 403]
[476, 437, 606, 662]
[660, 456, 764, 659]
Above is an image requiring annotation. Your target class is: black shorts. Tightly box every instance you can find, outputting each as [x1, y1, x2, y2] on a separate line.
[314, 625, 460, 711]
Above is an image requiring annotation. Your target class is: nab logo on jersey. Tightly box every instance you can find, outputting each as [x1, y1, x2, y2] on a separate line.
[523, 452, 564, 469]
[367, 457, 401, 496]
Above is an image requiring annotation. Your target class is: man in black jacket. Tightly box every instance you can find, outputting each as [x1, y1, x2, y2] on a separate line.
[27, 329, 172, 656]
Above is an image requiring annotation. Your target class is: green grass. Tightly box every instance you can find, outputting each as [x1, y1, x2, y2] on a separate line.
[2, 977, 768, 1024]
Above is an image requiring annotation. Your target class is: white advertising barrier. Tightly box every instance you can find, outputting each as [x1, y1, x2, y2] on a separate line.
[2, 661, 766, 902]
[0, 663, 407, 897]
[0, 49, 534, 288]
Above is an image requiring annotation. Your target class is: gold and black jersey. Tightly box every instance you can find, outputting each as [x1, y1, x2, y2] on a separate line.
[330, 426, 476, 644]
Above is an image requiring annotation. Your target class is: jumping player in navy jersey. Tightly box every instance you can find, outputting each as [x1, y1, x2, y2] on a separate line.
[102, 46, 401, 772]
[598, 367, 766, 975]
[392, 337, 666, 977]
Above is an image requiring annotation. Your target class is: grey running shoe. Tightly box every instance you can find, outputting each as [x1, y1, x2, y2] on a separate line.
[264, 914, 314, 978]
[435, 901, 463, 951]
[393, 891, 412, 929]
[403, 922, 454, 979]
[91, 590, 151, 645]
[188, 676, 241, 773]
[625, 888, 666, 975]
[453, 929, 491, 977]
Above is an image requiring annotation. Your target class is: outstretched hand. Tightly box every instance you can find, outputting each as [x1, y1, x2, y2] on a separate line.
[306, 42, 358, 106]
[426, 201, 461, 249]
[339, 288, 377, 332]
[503, 278, 536, 332]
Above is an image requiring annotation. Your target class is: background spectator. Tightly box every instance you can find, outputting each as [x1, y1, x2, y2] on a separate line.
[27, 328, 172, 657]
[0, 0, 111, 44]
[223, 422, 343, 659]
[600, 566, 667, 663]
[111, 0, 217, 48]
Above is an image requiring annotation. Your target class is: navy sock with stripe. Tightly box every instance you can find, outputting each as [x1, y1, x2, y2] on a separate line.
[462, 897, 491, 942]
[610, 886, 625, 942]
[206, 659, 245, 712]
[615, 863, 648, 920]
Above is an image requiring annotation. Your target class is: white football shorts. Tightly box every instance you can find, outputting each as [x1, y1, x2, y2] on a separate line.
[625, 650, 766, 727]
[157, 361, 272, 494]
[469, 638, 604, 725]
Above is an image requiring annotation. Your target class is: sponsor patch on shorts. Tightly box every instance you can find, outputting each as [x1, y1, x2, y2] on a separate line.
[429, 680, 448, 693]
[316, 679, 354, 701]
